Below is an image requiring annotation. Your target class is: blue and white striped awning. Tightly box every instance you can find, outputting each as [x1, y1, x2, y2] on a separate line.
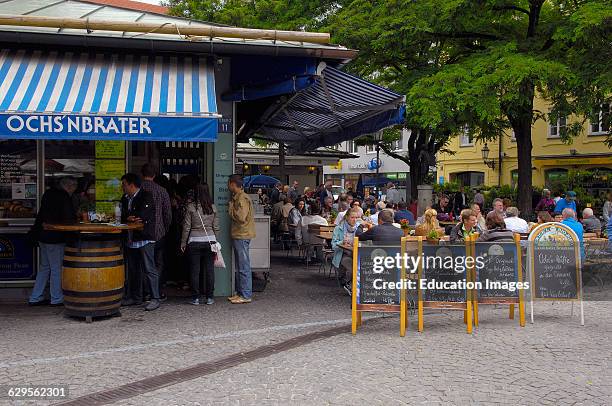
[241, 66, 405, 152]
[0, 49, 219, 141]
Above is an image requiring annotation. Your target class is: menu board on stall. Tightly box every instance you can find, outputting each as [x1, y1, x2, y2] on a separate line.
[529, 224, 580, 300]
[420, 244, 468, 307]
[0, 234, 35, 280]
[357, 245, 401, 310]
[474, 242, 520, 302]
[95, 141, 126, 215]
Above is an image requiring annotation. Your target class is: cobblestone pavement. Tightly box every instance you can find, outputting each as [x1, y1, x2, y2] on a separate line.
[1, 252, 611, 405]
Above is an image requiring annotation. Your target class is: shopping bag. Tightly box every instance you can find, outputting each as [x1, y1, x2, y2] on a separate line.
[214, 250, 226, 268]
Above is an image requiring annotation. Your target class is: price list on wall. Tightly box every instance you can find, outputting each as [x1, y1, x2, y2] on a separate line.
[94, 141, 126, 215]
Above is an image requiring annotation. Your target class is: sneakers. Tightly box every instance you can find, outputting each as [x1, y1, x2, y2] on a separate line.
[230, 296, 252, 304]
[206, 298, 214, 305]
[28, 300, 50, 306]
[189, 298, 200, 306]
[343, 283, 352, 296]
[145, 299, 160, 311]
[227, 295, 240, 301]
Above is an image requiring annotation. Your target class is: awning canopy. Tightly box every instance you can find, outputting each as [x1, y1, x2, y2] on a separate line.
[0, 49, 219, 141]
[238, 66, 405, 152]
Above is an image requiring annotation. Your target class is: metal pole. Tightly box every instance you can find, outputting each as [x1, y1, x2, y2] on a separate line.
[376, 142, 380, 198]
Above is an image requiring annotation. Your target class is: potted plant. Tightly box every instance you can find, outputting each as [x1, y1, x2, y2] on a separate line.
[399, 219, 411, 237]
[426, 229, 441, 244]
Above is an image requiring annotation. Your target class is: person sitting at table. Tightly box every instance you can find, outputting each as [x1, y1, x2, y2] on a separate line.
[394, 201, 415, 225]
[581, 208, 602, 235]
[321, 196, 334, 220]
[28, 177, 78, 306]
[296, 201, 329, 247]
[553, 212, 563, 222]
[477, 212, 515, 242]
[432, 195, 453, 220]
[331, 207, 364, 296]
[450, 209, 480, 243]
[289, 198, 306, 228]
[369, 201, 387, 225]
[561, 208, 585, 259]
[415, 208, 445, 237]
[504, 207, 529, 233]
[554, 190, 577, 214]
[529, 211, 554, 232]
[357, 209, 403, 242]
[471, 203, 486, 231]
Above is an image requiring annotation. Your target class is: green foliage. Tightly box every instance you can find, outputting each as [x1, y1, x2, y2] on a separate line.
[482, 184, 517, 208]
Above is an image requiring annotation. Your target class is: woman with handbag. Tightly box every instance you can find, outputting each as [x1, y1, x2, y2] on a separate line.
[180, 182, 220, 306]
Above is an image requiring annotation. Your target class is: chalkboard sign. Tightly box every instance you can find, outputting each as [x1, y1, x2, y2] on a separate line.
[420, 244, 468, 305]
[357, 245, 401, 307]
[530, 224, 579, 300]
[474, 242, 519, 301]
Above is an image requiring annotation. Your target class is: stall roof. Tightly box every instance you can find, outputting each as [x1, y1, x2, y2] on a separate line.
[0, 0, 357, 61]
[239, 66, 405, 152]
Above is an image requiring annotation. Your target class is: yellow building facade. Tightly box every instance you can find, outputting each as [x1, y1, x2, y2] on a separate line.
[436, 97, 612, 188]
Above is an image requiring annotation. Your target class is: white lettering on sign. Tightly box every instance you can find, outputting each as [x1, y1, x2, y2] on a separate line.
[4, 115, 154, 135]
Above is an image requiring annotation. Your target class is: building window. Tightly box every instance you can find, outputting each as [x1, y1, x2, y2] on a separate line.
[544, 168, 569, 189]
[460, 127, 473, 147]
[511, 170, 518, 188]
[346, 140, 358, 154]
[450, 171, 485, 187]
[590, 104, 610, 135]
[549, 116, 566, 138]
[510, 130, 516, 142]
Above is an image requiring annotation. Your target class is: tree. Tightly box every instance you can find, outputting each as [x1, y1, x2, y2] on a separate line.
[356, 128, 453, 199]
[372, 0, 612, 214]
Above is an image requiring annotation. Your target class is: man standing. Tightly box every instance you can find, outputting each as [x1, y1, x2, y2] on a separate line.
[270, 182, 282, 205]
[288, 180, 299, 202]
[120, 173, 159, 311]
[320, 180, 334, 206]
[453, 186, 468, 216]
[28, 177, 78, 306]
[385, 182, 400, 205]
[140, 164, 172, 300]
[473, 189, 485, 210]
[228, 174, 256, 304]
[554, 191, 577, 214]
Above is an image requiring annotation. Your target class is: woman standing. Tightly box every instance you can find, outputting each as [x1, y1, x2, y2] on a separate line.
[181, 182, 219, 306]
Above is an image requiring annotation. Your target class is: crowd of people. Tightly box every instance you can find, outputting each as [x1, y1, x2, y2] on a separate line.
[27, 168, 257, 310]
[25, 172, 612, 306]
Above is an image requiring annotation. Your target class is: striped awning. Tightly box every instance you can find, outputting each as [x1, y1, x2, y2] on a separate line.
[240, 66, 405, 152]
[0, 49, 219, 141]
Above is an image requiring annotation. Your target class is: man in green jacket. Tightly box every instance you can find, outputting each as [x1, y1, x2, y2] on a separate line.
[228, 174, 256, 304]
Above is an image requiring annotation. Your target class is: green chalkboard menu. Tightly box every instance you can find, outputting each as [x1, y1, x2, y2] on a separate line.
[474, 242, 519, 300]
[357, 245, 401, 307]
[530, 228, 579, 300]
[420, 244, 468, 304]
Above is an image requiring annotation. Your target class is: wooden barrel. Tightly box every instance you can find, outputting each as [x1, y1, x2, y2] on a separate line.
[62, 233, 124, 321]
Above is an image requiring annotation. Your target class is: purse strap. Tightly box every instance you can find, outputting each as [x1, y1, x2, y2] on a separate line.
[196, 205, 215, 242]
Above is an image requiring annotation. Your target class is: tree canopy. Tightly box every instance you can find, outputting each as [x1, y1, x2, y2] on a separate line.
[167, 0, 612, 213]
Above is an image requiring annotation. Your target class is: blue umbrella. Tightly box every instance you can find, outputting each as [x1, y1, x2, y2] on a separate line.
[243, 175, 280, 189]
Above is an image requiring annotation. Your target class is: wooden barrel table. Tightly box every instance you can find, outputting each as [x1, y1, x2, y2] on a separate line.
[43, 223, 143, 323]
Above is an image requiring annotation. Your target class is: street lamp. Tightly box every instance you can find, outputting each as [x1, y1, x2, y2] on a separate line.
[373, 131, 383, 197]
[481, 143, 496, 169]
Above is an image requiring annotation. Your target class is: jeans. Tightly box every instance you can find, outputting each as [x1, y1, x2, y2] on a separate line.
[187, 242, 215, 299]
[232, 239, 252, 299]
[126, 243, 158, 302]
[30, 242, 65, 304]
